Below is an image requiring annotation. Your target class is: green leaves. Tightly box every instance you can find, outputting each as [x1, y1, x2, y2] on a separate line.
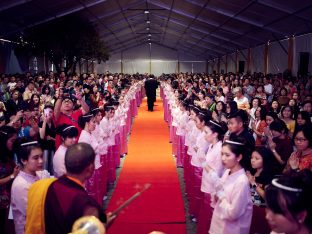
[14, 15, 109, 73]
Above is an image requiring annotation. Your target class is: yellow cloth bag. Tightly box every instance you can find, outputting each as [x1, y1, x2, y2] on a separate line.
[25, 178, 57, 234]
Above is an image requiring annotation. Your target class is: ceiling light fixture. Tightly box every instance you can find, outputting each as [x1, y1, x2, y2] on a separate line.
[0, 38, 20, 44]
[146, 20, 150, 24]
[146, 27, 150, 30]
[144, 10, 149, 14]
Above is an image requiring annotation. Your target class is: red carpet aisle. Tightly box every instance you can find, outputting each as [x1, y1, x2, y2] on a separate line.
[107, 97, 186, 234]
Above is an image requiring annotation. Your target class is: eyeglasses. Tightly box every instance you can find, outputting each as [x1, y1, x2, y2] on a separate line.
[294, 138, 308, 143]
[63, 99, 73, 103]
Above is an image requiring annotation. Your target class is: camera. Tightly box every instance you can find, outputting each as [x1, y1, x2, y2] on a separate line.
[62, 93, 70, 98]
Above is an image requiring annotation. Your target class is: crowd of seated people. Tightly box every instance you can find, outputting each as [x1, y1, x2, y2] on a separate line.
[0, 70, 311, 234]
[161, 72, 312, 234]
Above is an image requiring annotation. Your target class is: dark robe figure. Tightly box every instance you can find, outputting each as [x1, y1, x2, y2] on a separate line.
[144, 76, 158, 111]
[44, 176, 106, 234]
[24, 143, 106, 234]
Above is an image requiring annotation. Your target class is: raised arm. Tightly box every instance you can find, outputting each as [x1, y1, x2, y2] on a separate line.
[54, 88, 64, 120]
[74, 91, 89, 114]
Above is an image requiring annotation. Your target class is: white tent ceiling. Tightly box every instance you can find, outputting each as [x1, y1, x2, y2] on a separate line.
[1, 0, 312, 59]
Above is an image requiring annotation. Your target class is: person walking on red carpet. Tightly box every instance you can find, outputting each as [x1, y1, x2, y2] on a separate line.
[144, 75, 158, 111]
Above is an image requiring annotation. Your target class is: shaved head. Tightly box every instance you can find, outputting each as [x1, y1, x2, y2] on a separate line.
[65, 143, 95, 174]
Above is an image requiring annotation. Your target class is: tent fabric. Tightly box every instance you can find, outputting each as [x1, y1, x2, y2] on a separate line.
[1, 0, 312, 60]
[293, 34, 312, 75]
[252, 45, 265, 73]
[268, 40, 288, 74]
[227, 53, 236, 73]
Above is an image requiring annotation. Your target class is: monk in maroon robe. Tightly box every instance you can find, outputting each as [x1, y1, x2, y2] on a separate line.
[44, 143, 106, 234]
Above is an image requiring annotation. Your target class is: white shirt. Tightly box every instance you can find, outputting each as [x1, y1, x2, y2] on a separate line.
[78, 130, 101, 169]
[53, 144, 67, 178]
[100, 117, 115, 146]
[201, 141, 224, 193]
[93, 124, 108, 155]
[264, 83, 273, 95]
[191, 131, 209, 167]
[234, 96, 250, 110]
[210, 169, 253, 234]
[176, 111, 189, 136]
[216, 95, 225, 103]
[11, 170, 50, 234]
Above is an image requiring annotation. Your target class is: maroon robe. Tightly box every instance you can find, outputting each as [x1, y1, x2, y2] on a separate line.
[45, 176, 106, 234]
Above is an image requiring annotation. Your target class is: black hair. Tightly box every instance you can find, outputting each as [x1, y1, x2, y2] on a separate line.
[44, 103, 54, 110]
[190, 105, 200, 115]
[11, 88, 20, 95]
[293, 125, 312, 148]
[178, 93, 187, 101]
[302, 100, 312, 109]
[27, 80, 35, 87]
[0, 115, 5, 122]
[226, 101, 238, 115]
[197, 110, 212, 123]
[269, 119, 289, 135]
[112, 100, 119, 106]
[206, 94, 215, 100]
[228, 109, 249, 128]
[41, 85, 51, 95]
[179, 100, 189, 110]
[104, 104, 115, 113]
[171, 80, 179, 89]
[265, 169, 312, 230]
[90, 84, 99, 94]
[215, 101, 226, 113]
[279, 87, 288, 96]
[0, 126, 17, 163]
[251, 97, 261, 107]
[266, 111, 278, 121]
[294, 111, 312, 136]
[252, 147, 277, 183]
[281, 105, 294, 119]
[217, 87, 224, 96]
[257, 106, 267, 121]
[270, 100, 281, 113]
[91, 108, 101, 117]
[186, 79, 193, 84]
[296, 111, 311, 125]
[55, 124, 78, 140]
[174, 88, 182, 95]
[78, 113, 94, 129]
[14, 138, 42, 166]
[207, 121, 228, 141]
[65, 143, 95, 174]
[29, 93, 40, 111]
[198, 90, 206, 98]
[222, 137, 246, 161]
[256, 85, 265, 92]
[30, 93, 40, 103]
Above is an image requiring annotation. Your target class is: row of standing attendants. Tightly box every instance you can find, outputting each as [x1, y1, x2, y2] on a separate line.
[161, 82, 204, 223]
[79, 81, 145, 205]
[161, 82, 254, 234]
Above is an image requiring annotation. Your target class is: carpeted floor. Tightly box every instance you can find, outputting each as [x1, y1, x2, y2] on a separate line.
[107, 98, 186, 234]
